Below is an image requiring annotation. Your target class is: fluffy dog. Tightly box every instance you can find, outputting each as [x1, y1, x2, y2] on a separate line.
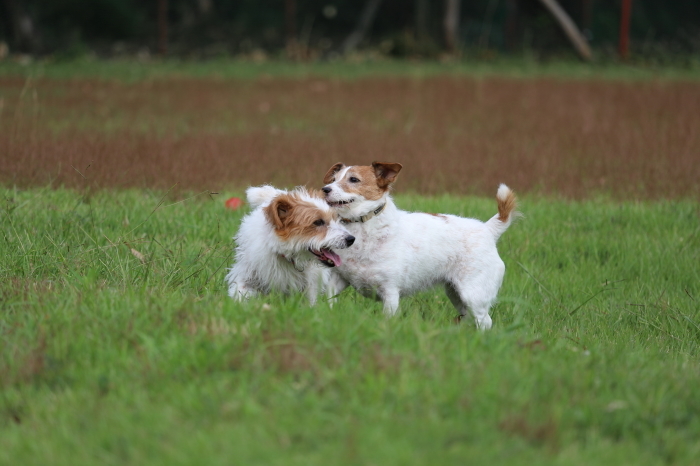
[321, 162, 518, 329]
[226, 185, 355, 305]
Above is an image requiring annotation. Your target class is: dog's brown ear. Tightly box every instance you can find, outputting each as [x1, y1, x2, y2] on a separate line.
[265, 196, 292, 230]
[372, 162, 402, 188]
[323, 163, 345, 184]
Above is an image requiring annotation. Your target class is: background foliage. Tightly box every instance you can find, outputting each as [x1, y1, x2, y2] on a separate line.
[1, 0, 699, 60]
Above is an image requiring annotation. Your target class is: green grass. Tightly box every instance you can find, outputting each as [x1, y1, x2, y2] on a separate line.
[1, 186, 700, 465]
[2, 56, 700, 82]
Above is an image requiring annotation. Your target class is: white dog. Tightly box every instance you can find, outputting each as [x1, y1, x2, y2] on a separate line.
[226, 185, 355, 305]
[321, 162, 518, 329]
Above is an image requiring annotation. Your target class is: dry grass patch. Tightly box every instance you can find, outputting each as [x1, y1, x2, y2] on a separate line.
[1, 76, 698, 199]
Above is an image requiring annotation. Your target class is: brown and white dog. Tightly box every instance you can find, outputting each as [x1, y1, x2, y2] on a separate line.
[226, 185, 354, 305]
[321, 162, 518, 329]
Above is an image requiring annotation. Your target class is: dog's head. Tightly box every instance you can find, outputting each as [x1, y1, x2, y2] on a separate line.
[321, 162, 402, 218]
[264, 189, 355, 267]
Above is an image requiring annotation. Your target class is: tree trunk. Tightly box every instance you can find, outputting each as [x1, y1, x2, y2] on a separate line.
[581, 0, 592, 33]
[157, 0, 168, 56]
[504, 0, 519, 51]
[197, 0, 212, 15]
[443, 0, 460, 53]
[1, 0, 18, 47]
[618, 0, 632, 60]
[340, 0, 383, 54]
[2, 0, 38, 53]
[478, 0, 500, 49]
[285, 0, 298, 58]
[415, 0, 429, 42]
[537, 0, 592, 61]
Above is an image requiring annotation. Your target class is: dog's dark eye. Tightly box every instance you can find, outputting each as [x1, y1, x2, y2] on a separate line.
[349, 177, 360, 183]
[313, 219, 325, 226]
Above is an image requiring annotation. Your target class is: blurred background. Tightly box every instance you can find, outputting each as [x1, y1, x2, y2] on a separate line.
[1, 1, 699, 199]
[1, 0, 698, 63]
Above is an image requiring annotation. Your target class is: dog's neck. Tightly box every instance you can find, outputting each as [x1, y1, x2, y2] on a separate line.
[340, 202, 386, 224]
[278, 253, 305, 272]
[338, 195, 395, 226]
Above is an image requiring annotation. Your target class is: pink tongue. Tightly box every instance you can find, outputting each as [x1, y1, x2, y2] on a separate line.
[323, 249, 342, 267]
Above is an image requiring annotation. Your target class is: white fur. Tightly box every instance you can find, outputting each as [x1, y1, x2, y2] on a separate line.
[246, 184, 283, 209]
[226, 186, 352, 305]
[324, 172, 517, 329]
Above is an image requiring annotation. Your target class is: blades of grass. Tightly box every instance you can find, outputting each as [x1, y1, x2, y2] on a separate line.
[516, 261, 561, 306]
[569, 286, 618, 316]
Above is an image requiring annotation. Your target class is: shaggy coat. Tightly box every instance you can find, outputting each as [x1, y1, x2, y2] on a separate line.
[226, 185, 354, 305]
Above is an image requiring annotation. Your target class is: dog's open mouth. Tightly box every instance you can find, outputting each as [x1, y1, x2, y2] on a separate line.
[309, 248, 342, 267]
[327, 199, 354, 207]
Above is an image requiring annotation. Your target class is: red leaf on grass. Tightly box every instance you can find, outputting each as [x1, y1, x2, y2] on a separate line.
[225, 197, 243, 210]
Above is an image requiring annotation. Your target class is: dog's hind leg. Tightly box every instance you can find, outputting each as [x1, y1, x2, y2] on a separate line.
[467, 301, 493, 330]
[447, 280, 496, 330]
[445, 283, 467, 319]
[449, 255, 505, 330]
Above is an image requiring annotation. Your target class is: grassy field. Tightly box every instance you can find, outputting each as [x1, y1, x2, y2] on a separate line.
[1, 186, 699, 465]
[1, 60, 699, 464]
[2, 57, 700, 81]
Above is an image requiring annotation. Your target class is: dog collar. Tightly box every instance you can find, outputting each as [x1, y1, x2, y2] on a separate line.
[341, 203, 386, 224]
[279, 254, 304, 272]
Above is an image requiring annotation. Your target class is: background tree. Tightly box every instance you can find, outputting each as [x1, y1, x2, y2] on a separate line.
[537, 0, 591, 60]
[0, 0, 697, 60]
[338, 0, 383, 55]
[444, 0, 460, 53]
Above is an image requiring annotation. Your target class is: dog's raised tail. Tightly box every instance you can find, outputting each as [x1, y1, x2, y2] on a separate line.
[486, 184, 518, 240]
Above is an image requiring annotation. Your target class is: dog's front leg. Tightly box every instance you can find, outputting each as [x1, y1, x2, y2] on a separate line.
[304, 267, 324, 306]
[229, 282, 259, 301]
[381, 288, 400, 316]
[325, 271, 348, 307]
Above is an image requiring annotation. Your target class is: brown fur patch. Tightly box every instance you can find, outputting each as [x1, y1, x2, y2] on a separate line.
[307, 188, 326, 200]
[264, 193, 333, 241]
[339, 166, 386, 200]
[335, 164, 402, 201]
[323, 162, 344, 184]
[372, 162, 402, 189]
[497, 189, 518, 222]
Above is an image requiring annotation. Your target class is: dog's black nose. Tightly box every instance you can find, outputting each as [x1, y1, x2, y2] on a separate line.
[322, 186, 332, 194]
[345, 235, 355, 247]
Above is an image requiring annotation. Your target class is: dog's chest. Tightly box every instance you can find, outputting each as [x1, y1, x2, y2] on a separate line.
[337, 222, 394, 287]
[262, 258, 308, 292]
